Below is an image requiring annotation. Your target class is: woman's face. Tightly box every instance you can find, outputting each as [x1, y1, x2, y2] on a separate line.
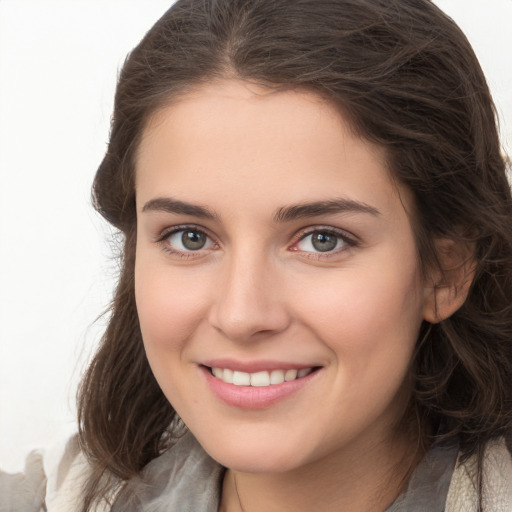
[135, 80, 431, 473]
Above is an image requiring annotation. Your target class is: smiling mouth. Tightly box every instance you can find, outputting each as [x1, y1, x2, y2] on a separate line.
[207, 367, 319, 387]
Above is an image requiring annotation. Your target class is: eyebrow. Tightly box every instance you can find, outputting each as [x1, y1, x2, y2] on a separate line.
[141, 196, 380, 222]
[141, 197, 218, 219]
[273, 199, 380, 222]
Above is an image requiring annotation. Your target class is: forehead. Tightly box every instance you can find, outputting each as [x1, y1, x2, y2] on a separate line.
[135, 79, 411, 222]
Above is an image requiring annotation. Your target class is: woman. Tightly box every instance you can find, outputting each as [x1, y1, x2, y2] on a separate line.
[4, 0, 512, 510]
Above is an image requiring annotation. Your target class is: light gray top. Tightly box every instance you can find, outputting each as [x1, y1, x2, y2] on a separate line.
[4, 431, 512, 511]
[111, 432, 459, 512]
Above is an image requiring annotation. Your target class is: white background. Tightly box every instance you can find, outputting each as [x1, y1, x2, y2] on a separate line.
[0, 0, 511, 472]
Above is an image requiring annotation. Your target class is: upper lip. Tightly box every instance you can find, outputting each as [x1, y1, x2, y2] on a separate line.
[201, 358, 320, 373]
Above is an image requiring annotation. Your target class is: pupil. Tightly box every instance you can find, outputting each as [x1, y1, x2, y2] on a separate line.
[182, 230, 206, 250]
[312, 232, 337, 252]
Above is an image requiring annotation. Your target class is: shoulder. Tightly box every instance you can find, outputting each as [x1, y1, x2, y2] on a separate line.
[1, 432, 223, 512]
[0, 435, 109, 512]
[0, 451, 46, 512]
[446, 437, 512, 512]
[44, 435, 110, 512]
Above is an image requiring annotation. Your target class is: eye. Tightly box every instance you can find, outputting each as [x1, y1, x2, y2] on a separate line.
[295, 229, 352, 253]
[164, 228, 215, 252]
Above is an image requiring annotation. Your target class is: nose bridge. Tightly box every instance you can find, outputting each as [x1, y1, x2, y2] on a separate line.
[209, 244, 289, 341]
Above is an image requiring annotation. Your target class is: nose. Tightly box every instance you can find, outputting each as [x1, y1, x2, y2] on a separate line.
[208, 251, 291, 343]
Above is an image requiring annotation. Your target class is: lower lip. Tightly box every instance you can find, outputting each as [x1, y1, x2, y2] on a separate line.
[201, 366, 319, 409]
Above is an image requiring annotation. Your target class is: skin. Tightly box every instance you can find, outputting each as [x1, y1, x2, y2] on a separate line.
[134, 80, 440, 511]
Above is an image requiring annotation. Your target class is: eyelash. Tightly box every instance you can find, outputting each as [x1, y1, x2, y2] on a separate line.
[155, 225, 358, 259]
[291, 226, 358, 259]
[155, 225, 217, 259]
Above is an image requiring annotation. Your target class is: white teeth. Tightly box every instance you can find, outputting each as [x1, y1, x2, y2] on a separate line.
[211, 367, 314, 386]
[250, 371, 270, 387]
[223, 368, 234, 384]
[270, 369, 285, 385]
[233, 371, 251, 386]
[284, 369, 298, 381]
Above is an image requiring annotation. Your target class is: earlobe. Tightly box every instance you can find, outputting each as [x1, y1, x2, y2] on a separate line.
[422, 238, 476, 324]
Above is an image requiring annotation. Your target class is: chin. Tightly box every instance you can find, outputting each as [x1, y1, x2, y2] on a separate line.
[193, 426, 311, 474]
[211, 448, 304, 474]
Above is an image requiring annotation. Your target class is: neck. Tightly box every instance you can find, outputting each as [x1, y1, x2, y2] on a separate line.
[219, 429, 424, 512]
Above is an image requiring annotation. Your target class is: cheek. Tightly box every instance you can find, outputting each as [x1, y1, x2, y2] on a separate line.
[134, 255, 209, 353]
[291, 256, 425, 365]
[302, 263, 424, 426]
[134, 254, 214, 412]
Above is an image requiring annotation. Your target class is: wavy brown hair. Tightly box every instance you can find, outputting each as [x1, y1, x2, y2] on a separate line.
[77, 0, 512, 509]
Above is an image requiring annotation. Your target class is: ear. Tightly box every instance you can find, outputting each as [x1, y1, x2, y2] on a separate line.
[423, 238, 476, 324]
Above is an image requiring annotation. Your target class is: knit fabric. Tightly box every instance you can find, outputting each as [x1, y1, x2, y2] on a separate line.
[446, 437, 512, 512]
